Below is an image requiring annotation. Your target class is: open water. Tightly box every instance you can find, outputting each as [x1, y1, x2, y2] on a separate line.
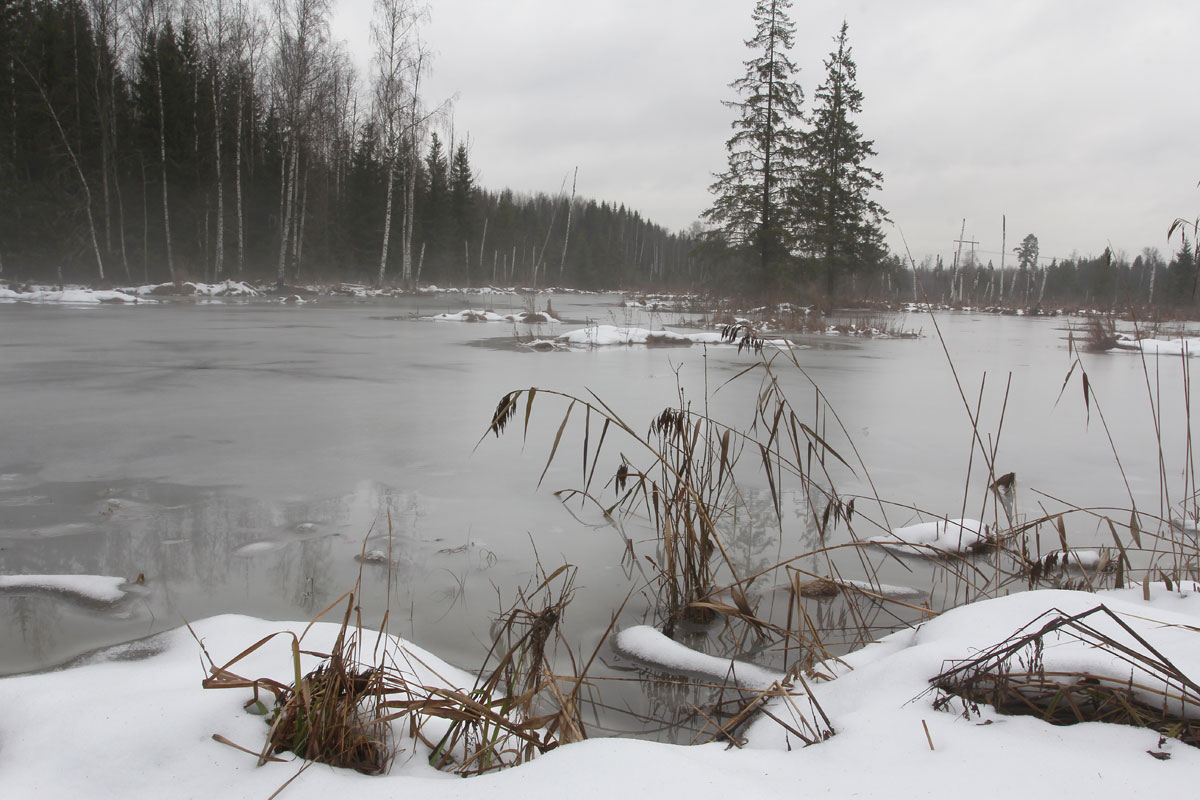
[1, 292, 1194, 734]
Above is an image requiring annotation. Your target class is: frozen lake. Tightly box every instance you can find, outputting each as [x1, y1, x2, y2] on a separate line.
[1, 293, 1194, 732]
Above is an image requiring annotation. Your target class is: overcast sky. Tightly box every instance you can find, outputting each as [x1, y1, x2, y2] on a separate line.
[332, 0, 1200, 265]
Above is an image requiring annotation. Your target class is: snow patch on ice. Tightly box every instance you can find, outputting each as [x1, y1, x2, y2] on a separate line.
[868, 517, 988, 555]
[430, 309, 559, 324]
[1114, 334, 1200, 357]
[233, 541, 285, 557]
[556, 324, 794, 348]
[0, 573, 128, 603]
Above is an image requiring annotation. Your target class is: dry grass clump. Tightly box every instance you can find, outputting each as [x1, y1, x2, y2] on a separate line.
[1081, 315, 1119, 352]
[197, 559, 591, 783]
[262, 607, 389, 773]
[930, 604, 1200, 748]
[426, 563, 589, 775]
[195, 588, 397, 776]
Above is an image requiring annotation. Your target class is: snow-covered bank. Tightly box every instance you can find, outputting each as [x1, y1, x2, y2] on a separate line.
[2, 587, 1197, 798]
[120, 280, 261, 297]
[0, 286, 149, 303]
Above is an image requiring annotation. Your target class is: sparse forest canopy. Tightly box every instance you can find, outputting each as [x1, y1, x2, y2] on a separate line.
[0, 0, 698, 288]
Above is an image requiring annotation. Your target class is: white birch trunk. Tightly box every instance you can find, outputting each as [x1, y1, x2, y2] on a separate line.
[378, 158, 396, 286]
[155, 41, 174, 281]
[235, 76, 244, 272]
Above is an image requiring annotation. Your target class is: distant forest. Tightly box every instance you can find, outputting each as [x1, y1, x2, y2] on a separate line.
[898, 241, 1200, 312]
[2, 0, 1196, 311]
[0, 0, 697, 289]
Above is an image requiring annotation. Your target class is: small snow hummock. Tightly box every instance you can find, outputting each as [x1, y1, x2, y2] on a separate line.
[1171, 513, 1200, 534]
[233, 541, 284, 557]
[1038, 549, 1110, 570]
[557, 325, 722, 346]
[356, 549, 391, 564]
[1112, 334, 1200, 357]
[868, 518, 988, 555]
[836, 578, 927, 599]
[614, 625, 783, 691]
[521, 339, 565, 352]
[0, 573, 128, 603]
[556, 324, 793, 348]
[430, 309, 560, 324]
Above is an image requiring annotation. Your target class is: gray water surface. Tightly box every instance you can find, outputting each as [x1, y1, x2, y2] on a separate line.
[1, 295, 1193, 729]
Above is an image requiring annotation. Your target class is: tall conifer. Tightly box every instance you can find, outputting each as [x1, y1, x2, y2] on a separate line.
[792, 21, 886, 300]
[703, 0, 805, 296]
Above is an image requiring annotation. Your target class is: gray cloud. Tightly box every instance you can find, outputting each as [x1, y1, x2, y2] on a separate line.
[333, 0, 1200, 263]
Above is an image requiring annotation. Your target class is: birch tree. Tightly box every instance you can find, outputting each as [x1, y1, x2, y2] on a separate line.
[194, 0, 227, 279]
[132, 0, 176, 281]
[271, 0, 329, 283]
[370, 0, 429, 287]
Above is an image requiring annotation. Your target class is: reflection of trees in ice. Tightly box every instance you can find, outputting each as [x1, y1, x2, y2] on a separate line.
[0, 476, 446, 671]
[721, 487, 795, 581]
[2, 595, 61, 669]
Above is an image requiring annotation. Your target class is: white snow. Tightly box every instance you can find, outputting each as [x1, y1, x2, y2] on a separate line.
[521, 339, 566, 351]
[2, 588, 1199, 798]
[868, 518, 988, 555]
[193, 280, 259, 297]
[1171, 514, 1200, 534]
[233, 541, 285, 557]
[836, 578, 927, 599]
[119, 280, 262, 297]
[1115, 335, 1200, 357]
[0, 573, 128, 603]
[0, 286, 149, 304]
[1039, 548, 1109, 569]
[430, 309, 559, 324]
[615, 625, 784, 691]
[556, 324, 793, 348]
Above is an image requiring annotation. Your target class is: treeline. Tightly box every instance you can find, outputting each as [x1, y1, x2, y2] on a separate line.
[0, 0, 696, 288]
[906, 245, 1199, 311]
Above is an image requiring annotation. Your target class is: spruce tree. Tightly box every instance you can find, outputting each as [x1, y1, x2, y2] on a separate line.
[792, 21, 886, 300]
[420, 131, 449, 277]
[703, 0, 805, 296]
[449, 141, 476, 281]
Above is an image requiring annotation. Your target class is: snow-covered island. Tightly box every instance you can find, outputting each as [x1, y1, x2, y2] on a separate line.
[1111, 333, 1200, 357]
[555, 323, 794, 348]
